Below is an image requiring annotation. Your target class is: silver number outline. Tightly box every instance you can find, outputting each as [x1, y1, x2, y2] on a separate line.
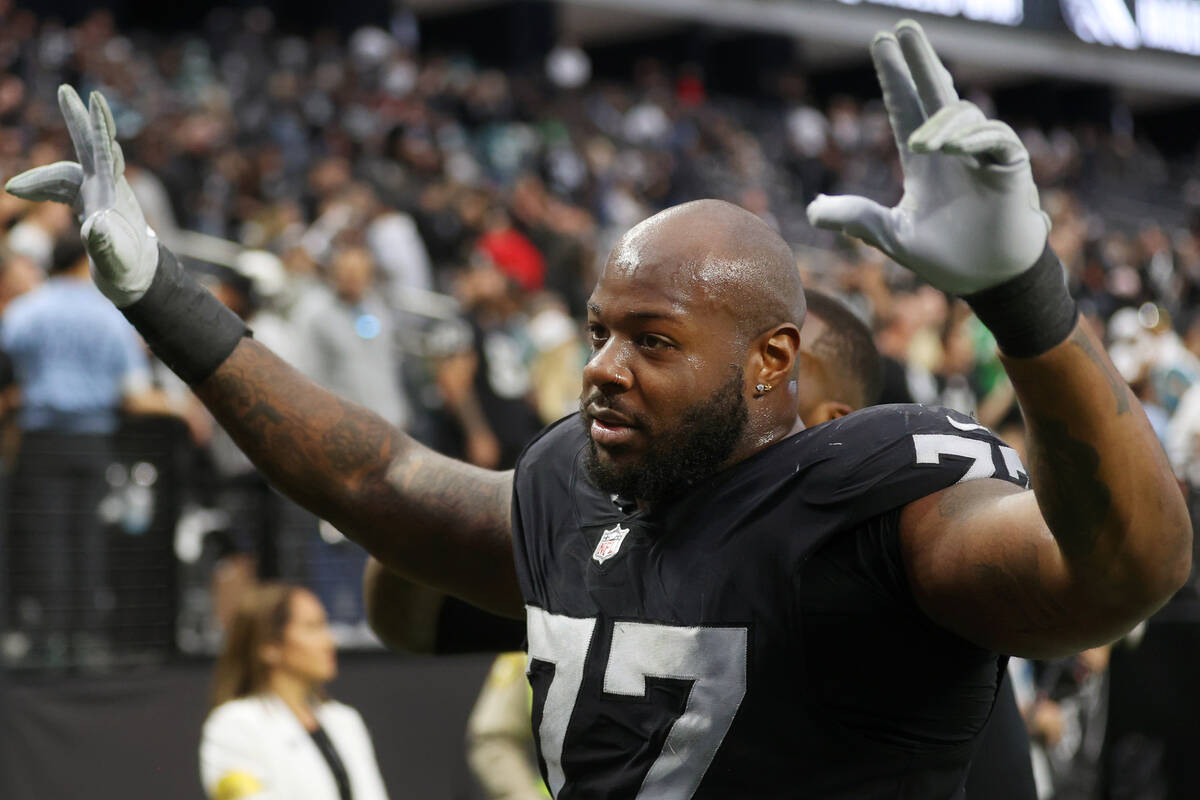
[526, 607, 748, 798]
[912, 428, 1028, 485]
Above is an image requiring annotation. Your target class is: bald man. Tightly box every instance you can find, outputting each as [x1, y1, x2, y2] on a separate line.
[10, 22, 1188, 799]
[379, 289, 1032, 799]
[361, 288, 884, 656]
[367, 288, 1035, 800]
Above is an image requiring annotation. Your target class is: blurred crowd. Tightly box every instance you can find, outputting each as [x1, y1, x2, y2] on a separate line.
[1, 3, 1200, 798]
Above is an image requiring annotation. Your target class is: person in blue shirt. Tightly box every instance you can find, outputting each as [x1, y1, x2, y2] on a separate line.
[1, 236, 161, 668]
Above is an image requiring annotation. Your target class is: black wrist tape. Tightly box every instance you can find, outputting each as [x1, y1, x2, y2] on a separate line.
[963, 244, 1078, 359]
[121, 243, 250, 385]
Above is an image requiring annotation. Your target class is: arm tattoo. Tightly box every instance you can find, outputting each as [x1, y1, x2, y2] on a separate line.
[200, 348, 400, 516]
[244, 400, 284, 429]
[1026, 414, 1112, 559]
[388, 452, 512, 541]
[196, 340, 514, 587]
[971, 539, 1070, 636]
[1070, 326, 1130, 415]
[321, 399, 397, 477]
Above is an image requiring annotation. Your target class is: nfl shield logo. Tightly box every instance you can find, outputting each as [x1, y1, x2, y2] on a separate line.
[592, 524, 630, 564]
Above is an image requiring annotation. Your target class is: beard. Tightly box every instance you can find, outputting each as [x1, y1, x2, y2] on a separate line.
[581, 368, 749, 505]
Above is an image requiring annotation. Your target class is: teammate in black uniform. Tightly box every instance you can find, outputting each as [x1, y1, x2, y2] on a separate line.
[10, 20, 1189, 800]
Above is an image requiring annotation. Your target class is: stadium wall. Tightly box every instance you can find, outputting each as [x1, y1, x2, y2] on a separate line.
[0, 652, 495, 799]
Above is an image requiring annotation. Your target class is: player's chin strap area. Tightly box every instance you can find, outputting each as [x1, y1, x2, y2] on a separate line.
[121, 243, 251, 385]
[962, 244, 1079, 359]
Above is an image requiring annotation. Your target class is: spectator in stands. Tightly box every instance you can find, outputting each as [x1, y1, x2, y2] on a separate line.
[5, 199, 72, 271]
[3, 8, 1200, 695]
[0, 249, 40, 315]
[0, 248, 41, 422]
[0, 236, 168, 669]
[291, 244, 408, 632]
[293, 245, 409, 430]
[200, 582, 389, 800]
[432, 220, 546, 468]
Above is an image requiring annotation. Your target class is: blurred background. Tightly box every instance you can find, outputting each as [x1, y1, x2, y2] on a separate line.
[0, 0, 1199, 797]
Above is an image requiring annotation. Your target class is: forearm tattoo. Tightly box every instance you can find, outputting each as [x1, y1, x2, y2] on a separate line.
[199, 343, 398, 515]
[1026, 415, 1110, 559]
[971, 539, 1070, 636]
[1021, 327, 1128, 559]
[1071, 326, 1131, 416]
[196, 340, 511, 569]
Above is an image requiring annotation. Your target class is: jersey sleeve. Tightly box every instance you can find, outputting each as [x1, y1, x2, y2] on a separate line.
[794, 406, 1016, 753]
[798, 404, 1029, 526]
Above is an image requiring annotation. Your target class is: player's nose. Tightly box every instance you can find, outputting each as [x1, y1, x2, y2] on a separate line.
[583, 337, 634, 393]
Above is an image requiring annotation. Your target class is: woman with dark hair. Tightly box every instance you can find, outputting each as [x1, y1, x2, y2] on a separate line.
[200, 583, 389, 800]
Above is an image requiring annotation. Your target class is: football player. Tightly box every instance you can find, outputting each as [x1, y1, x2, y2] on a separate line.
[446, 289, 1033, 799]
[9, 20, 1187, 798]
[360, 287, 885, 657]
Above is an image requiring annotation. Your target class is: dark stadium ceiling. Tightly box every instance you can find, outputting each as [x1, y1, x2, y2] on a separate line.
[408, 0, 1200, 107]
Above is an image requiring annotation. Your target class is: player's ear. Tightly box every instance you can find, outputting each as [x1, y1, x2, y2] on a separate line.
[755, 323, 800, 390]
[805, 400, 854, 426]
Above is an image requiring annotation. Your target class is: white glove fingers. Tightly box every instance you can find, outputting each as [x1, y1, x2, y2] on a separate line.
[895, 20, 958, 116]
[112, 138, 126, 177]
[57, 85, 95, 177]
[94, 89, 117, 140]
[908, 100, 986, 154]
[88, 92, 117, 209]
[4, 161, 83, 204]
[806, 194, 897, 257]
[92, 90, 126, 176]
[870, 32, 926, 151]
[941, 120, 1028, 166]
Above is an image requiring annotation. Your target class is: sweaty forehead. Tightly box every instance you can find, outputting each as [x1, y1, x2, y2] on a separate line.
[592, 199, 805, 335]
[596, 216, 750, 315]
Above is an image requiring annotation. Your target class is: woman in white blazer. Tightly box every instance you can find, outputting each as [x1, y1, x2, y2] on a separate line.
[200, 583, 390, 800]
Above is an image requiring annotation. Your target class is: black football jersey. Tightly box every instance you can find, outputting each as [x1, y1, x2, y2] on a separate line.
[511, 404, 1030, 799]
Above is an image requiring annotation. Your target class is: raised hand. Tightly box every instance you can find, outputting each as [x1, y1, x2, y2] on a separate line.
[806, 20, 1050, 295]
[6, 85, 158, 307]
